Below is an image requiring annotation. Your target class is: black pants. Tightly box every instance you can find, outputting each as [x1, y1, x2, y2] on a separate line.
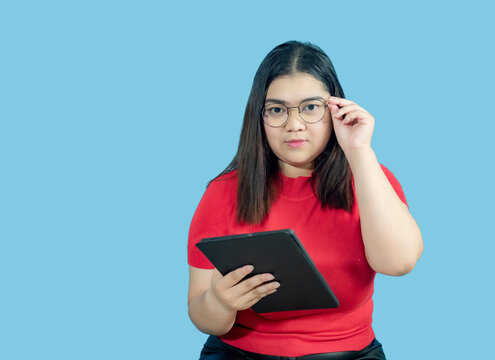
[199, 335, 386, 360]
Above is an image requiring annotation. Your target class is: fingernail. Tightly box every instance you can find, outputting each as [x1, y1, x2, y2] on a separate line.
[266, 274, 275, 281]
[245, 265, 254, 272]
[273, 282, 281, 288]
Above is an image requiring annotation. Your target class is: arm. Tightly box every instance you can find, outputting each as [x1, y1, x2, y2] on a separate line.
[188, 267, 236, 336]
[188, 265, 280, 335]
[328, 97, 423, 276]
[347, 148, 423, 275]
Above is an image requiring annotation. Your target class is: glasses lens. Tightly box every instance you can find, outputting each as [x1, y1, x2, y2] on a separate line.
[299, 99, 326, 123]
[262, 104, 288, 127]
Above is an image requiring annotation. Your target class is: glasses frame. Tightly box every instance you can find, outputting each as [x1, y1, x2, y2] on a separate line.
[260, 98, 329, 128]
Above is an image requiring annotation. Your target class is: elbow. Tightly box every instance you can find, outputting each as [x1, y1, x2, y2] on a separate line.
[372, 229, 424, 276]
[382, 259, 417, 276]
[393, 245, 424, 276]
[373, 258, 417, 276]
[372, 241, 424, 277]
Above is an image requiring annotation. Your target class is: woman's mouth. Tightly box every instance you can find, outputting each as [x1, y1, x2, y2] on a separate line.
[286, 139, 307, 148]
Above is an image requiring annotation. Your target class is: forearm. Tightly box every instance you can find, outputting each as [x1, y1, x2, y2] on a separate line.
[188, 288, 237, 336]
[346, 147, 423, 276]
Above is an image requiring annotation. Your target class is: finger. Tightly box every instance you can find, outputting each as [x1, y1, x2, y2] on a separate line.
[220, 265, 254, 288]
[328, 103, 340, 115]
[328, 96, 354, 107]
[235, 281, 281, 310]
[328, 104, 346, 122]
[232, 272, 276, 297]
[334, 104, 364, 119]
[341, 110, 362, 125]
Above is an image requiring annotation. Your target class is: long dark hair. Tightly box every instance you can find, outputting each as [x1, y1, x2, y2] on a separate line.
[213, 41, 353, 224]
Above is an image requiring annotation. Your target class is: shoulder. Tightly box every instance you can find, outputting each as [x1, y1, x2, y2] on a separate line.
[188, 170, 238, 259]
[205, 170, 238, 198]
[210, 169, 238, 186]
[195, 170, 238, 214]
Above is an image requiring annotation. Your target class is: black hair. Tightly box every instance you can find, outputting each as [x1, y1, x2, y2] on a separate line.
[214, 41, 353, 224]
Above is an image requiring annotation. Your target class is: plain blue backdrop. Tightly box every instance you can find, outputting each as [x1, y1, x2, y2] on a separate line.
[1, 1, 494, 359]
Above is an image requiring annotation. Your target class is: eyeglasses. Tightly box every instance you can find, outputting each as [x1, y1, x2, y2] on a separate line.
[261, 98, 328, 128]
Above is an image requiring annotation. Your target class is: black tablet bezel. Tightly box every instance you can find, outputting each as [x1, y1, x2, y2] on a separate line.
[196, 229, 339, 313]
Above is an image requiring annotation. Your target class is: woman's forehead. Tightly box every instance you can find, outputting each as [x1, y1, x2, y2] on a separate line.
[266, 73, 329, 103]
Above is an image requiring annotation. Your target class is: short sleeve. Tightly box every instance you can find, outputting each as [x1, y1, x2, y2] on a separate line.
[380, 164, 408, 208]
[187, 173, 237, 269]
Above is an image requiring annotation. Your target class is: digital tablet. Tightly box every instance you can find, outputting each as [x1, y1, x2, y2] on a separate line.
[196, 229, 339, 313]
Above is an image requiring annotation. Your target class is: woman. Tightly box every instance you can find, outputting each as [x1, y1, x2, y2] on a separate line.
[187, 41, 423, 359]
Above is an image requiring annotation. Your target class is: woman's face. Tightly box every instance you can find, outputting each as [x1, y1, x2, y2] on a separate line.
[263, 73, 332, 178]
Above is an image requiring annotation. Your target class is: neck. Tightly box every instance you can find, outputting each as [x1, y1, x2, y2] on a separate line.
[280, 162, 314, 178]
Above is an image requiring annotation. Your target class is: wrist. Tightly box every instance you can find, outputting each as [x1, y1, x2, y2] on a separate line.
[204, 289, 237, 335]
[205, 288, 237, 318]
[344, 146, 376, 170]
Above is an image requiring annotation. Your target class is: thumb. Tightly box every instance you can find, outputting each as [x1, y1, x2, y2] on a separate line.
[212, 268, 223, 281]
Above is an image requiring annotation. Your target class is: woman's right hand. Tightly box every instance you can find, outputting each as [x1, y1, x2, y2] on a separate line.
[209, 265, 280, 312]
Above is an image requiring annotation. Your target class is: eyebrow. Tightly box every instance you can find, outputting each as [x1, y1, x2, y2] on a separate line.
[264, 96, 325, 105]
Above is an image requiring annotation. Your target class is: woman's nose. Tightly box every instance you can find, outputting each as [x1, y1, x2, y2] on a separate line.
[285, 107, 306, 131]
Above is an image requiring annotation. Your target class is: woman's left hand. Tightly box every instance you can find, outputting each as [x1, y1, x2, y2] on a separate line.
[327, 96, 375, 155]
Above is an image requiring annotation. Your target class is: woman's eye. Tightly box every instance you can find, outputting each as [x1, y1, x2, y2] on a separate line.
[268, 107, 285, 115]
[302, 103, 319, 112]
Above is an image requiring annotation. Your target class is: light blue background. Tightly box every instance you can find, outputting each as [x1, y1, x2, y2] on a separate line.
[1, 1, 494, 359]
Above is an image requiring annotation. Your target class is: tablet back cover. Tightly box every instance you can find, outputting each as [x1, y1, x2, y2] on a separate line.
[196, 229, 339, 313]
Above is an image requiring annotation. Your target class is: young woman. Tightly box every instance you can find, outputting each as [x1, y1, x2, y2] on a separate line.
[187, 41, 423, 360]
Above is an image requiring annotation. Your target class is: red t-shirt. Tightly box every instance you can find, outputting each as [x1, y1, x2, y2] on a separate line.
[187, 165, 407, 357]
